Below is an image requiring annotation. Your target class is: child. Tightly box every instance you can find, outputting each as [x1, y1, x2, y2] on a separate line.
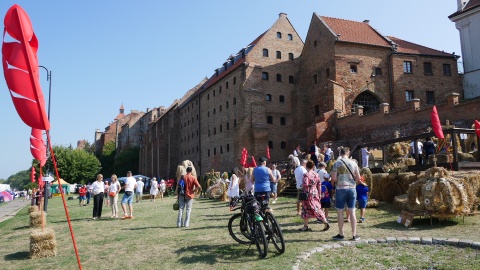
[356, 177, 369, 223]
[159, 179, 166, 200]
[320, 179, 334, 222]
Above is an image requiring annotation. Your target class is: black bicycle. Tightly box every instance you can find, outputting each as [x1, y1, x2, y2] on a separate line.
[256, 194, 285, 254]
[228, 194, 268, 258]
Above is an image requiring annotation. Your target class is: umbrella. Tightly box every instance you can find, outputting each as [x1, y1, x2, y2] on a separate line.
[0, 191, 13, 201]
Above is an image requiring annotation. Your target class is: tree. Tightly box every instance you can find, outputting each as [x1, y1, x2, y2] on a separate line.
[98, 140, 116, 177]
[113, 146, 139, 177]
[5, 169, 30, 190]
[45, 145, 101, 184]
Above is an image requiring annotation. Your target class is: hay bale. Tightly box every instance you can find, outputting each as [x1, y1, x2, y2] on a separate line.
[29, 211, 46, 229]
[370, 173, 387, 200]
[28, 206, 38, 214]
[377, 172, 418, 203]
[394, 194, 408, 211]
[366, 199, 379, 208]
[30, 228, 57, 259]
[391, 158, 416, 166]
[458, 152, 475, 162]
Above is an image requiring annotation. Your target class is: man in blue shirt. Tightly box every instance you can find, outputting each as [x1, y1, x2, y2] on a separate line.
[252, 156, 274, 208]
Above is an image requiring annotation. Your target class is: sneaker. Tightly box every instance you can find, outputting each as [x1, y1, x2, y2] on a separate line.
[332, 234, 344, 240]
[272, 200, 276, 204]
[358, 218, 365, 223]
[352, 235, 360, 241]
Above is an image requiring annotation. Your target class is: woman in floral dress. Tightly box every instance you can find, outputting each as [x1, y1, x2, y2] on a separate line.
[299, 161, 330, 231]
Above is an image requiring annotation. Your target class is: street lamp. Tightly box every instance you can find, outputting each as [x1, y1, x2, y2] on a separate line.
[39, 65, 52, 213]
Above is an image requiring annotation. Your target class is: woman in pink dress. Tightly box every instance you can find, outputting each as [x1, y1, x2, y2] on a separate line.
[299, 160, 330, 231]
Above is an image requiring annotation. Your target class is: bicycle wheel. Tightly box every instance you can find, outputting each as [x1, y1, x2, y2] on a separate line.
[228, 213, 253, 244]
[265, 212, 285, 253]
[254, 220, 268, 258]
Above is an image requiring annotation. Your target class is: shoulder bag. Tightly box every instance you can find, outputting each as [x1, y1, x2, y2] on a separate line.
[173, 198, 179, 210]
[340, 159, 356, 180]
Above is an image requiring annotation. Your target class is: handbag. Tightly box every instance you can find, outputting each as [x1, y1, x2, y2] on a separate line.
[298, 192, 308, 201]
[108, 191, 116, 197]
[173, 199, 179, 210]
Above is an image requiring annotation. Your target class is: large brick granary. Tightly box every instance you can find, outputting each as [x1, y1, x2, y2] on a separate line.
[138, 12, 471, 179]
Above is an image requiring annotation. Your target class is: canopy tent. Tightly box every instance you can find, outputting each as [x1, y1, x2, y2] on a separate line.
[50, 178, 70, 194]
[0, 190, 13, 202]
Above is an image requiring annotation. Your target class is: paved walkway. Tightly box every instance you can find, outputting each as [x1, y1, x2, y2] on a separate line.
[0, 199, 30, 223]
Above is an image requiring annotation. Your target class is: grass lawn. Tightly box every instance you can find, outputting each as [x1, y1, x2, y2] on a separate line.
[0, 195, 479, 270]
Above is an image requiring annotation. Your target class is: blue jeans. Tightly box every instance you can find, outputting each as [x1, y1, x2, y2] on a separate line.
[335, 189, 357, 209]
[177, 196, 193, 227]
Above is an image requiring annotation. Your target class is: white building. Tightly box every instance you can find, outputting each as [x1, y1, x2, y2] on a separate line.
[450, 0, 480, 98]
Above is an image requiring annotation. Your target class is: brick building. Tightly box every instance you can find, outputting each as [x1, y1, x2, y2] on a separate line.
[136, 12, 475, 179]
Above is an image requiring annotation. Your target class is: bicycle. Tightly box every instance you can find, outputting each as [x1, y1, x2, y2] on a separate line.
[228, 194, 268, 258]
[255, 194, 285, 254]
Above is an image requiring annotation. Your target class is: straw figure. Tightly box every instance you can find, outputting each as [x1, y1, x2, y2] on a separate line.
[399, 167, 480, 218]
[30, 227, 57, 258]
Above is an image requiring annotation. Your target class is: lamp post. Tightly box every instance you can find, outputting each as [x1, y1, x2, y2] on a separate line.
[39, 66, 52, 213]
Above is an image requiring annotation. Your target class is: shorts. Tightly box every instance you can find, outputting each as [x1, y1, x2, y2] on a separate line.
[335, 188, 357, 209]
[297, 189, 303, 202]
[321, 201, 331, 209]
[254, 191, 271, 208]
[122, 192, 134, 204]
[269, 182, 277, 193]
[78, 195, 86, 201]
[357, 198, 368, 209]
[135, 191, 143, 196]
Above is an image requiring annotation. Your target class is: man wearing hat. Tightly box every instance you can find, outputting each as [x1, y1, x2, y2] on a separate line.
[252, 156, 275, 207]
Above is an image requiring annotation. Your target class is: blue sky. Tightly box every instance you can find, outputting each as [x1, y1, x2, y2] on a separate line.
[0, 0, 462, 179]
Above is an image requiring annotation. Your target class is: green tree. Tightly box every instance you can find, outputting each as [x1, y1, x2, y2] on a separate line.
[45, 145, 101, 184]
[98, 140, 116, 177]
[5, 169, 31, 190]
[113, 146, 139, 177]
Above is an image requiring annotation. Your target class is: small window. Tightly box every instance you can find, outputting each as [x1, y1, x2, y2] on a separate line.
[263, 48, 269, 57]
[227, 144, 230, 152]
[279, 95, 285, 103]
[426, 91, 435, 104]
[213, 90, 215, 97]
[208, 129, 211, 136]
[207, 111, 210, 117]
[281, 141, 286, 149]
[288, 53, 294, 61]
[266, 94, 272, 101]
[350, 65, 357, 73]
[208, 149, 210, 157]
[424, 62, 433, 75]
[315, 105, 320, 116]
[226, 122, 229, 130]
[214, 148, 216, 155]
[220, 146, 223, 154]
[406, 90, 414, 101]
[262, 72, 269, 80]
[207, 93, 210, 100]
[233, 76, 237, 84]
[267, 116, 273, 124]
[220, 124, 222, 132]
[268, 141, 273, 149]
[214, 127, 216, 135]
[234, 119, 237, 126]
[226, 101, 229, 108]
[213, 108, 216, 115]
[219, 105, 222, 112]
[219, 86, 222, 93]
[233, 97, 237, 105]
[276, 51, 281, 59]
[313, 74, 318, 84]
[276, 74, 282, 82]
[326, 68, 330, 78]
[375, 67, 382, 76]
[289, 76, 294, 84]
[314, 40, 317, 47]
[280, 117, 286, 125]
[226, 81, 229, 89]
[277, 32, 282, 39]
[403, 61, 413, 73]
[288, 34, 292, 40]
[443, 64, 451, 76]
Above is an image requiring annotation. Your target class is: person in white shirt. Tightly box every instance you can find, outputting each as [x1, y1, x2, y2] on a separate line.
[294, 159, 307, 215]
[121, 171, 137, 219]
[315, 162, 330, 182]
[150, 177, 159, 202]
[159, 179, 166, 200]
[91, 174, 106, 220]
[135, 177, 145, 203]
[410, 140, 424, 165]
[289, 154, 300, 168]
[271, 164, 281, 204]
[227, 170, 239, 203]
[361, 147, 371, 168]
[109, 174, 121, 218]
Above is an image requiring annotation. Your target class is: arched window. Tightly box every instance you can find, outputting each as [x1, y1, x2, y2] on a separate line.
[263, 49, 269, 57]
[276, 32, 282, 38]
[352, 91, 381, 114]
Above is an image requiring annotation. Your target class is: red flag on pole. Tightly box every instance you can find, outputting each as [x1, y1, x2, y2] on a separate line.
[241, 148, 248, 167]
[30, 128, 46, 166]
[475, 120, 480, 138]
[30, 166, 35, 183]
[2, 4, 50, 130]
[431, 106, 444, 139]
[249, 156, 257, 168]
[266, 145, 271, 159]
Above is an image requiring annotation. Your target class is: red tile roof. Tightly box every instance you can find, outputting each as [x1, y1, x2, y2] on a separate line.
[449, 0, 480, 18]
[320, 16, 392, 48]
[387, 36, 457, 57]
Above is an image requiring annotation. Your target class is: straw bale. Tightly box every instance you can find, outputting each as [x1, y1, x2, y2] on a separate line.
[30, 228, 57, 259]
[28, 206, 38, 214]
[370, 173, 387, 200]
[378, 172, 418, 203]
[29, 211, 46, 228]
[366, 199, 379, 208]
[458, 153, 475, 162]
[394, 194, 409, 211]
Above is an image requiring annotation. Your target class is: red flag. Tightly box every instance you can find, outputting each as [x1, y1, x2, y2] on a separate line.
[475, 120, 480, 137]
[431, 106, 444, 139]
[249, 155, 257, 168]
[266, 145, 271, 159]
[30, 166, 35, 183]
[241, 148, 248, 167]
[2, 4, 50, 130]
[30, 128, 46, 166]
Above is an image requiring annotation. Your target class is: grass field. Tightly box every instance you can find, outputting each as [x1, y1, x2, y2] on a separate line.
[0, 195, 479, 270]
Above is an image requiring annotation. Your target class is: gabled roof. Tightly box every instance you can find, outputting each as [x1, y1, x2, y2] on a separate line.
[320, 16, 392, 48]
[449, 0, 480, 18]
[387, 36, 457, 57]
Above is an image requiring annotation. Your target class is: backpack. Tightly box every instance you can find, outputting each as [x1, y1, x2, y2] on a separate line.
[178, 177, 186, 197]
